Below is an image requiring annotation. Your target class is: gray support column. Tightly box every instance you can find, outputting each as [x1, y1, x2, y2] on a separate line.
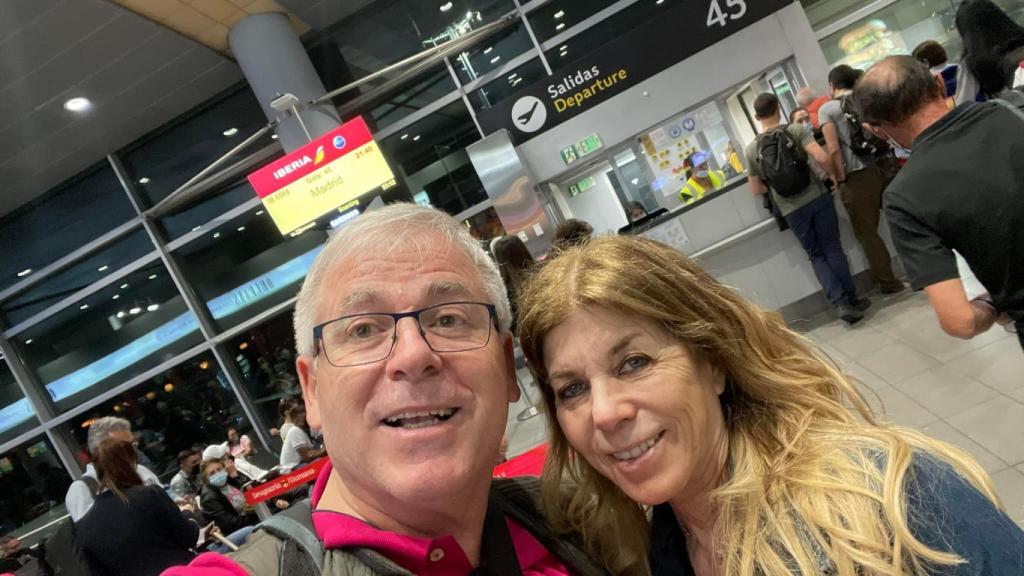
[107, 154, 276, 455]
[229, 12, 342, 151]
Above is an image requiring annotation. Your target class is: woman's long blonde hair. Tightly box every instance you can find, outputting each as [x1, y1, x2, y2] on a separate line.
[516, 235, 1000, 576]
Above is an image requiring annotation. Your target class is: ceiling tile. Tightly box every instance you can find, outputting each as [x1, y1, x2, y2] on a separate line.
[0, 0, 58, 44]
[222, 9, 249, 28]
[193, 0, 237, 22]
[167, 5, 218, 36]
[197, 23, 231, 53]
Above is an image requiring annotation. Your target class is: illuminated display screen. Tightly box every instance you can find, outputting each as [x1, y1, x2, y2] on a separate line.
[247, 117, 396, 235]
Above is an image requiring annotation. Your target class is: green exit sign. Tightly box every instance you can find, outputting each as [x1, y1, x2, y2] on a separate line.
[560, 133, 603, 166]
[567, 176, 596, 197]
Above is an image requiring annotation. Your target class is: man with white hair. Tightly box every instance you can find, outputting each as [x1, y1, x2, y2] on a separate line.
[164, 204, 608, 575]
[64, 416, 162, 522]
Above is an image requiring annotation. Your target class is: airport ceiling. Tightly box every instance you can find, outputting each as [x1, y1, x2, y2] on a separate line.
[0, 0, 374, 219]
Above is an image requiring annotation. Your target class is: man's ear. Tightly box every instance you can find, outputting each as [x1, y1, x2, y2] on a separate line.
[503, 335, 521, 404]
[296, 355, 322, 430]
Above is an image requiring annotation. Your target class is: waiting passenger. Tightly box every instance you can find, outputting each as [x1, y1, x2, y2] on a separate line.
[278, 402, 325, 470]
[168, 448, 202, 503]
[913, 39, 959, 99]
[747, 92, 869, 325]
[77, 438, 201, 576]
[516, 234, 1024, 576]
[552, 218, 594, 253]
[198, 458, 259, 537]
[626, 201, 648, 222]
[491, 234, 536, 330]
[677, 150, 725, 205]
[954, 0, 1024, 103]
[856, 55, 1024, 349]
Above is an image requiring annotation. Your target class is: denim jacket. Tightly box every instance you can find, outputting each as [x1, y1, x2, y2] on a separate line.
[649, 454, 1024, 575]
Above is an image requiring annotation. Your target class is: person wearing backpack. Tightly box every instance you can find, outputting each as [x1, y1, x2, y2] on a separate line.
[856, 56, 1024, 350]
[819, 65, 907, 297]
[746, 93, 870, 325]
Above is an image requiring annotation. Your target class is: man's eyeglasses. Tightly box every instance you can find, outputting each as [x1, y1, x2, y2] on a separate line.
[313, 302, 498, 368]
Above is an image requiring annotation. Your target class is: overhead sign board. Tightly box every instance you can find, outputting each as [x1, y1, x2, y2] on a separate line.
[248, 117, 396, 235]
[477, 0, 794, 144]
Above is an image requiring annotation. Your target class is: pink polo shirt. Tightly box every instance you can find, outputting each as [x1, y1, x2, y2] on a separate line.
[161, 461, 570, 576]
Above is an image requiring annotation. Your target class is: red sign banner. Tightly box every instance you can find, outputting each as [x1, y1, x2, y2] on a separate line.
[244, 457, 328, 505]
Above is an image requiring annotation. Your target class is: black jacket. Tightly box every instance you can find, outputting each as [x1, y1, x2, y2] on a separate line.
[76, 484, 198, 576]
[199, 482, 258, 535]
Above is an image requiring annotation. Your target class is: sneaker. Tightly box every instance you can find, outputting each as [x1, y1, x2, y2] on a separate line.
[839, 304, 865, 325]
[850, 297, 872, 312]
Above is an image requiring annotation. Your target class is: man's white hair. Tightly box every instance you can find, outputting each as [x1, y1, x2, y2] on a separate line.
[293, 203, 512, 357]
[796, 86, 820, 107]
[87, 416, 131, 456]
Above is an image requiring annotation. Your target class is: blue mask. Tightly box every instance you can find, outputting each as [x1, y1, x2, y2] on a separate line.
[696, 170, 709, 179]
[878, 128, 911, 157]
[209, 471, 229, 487]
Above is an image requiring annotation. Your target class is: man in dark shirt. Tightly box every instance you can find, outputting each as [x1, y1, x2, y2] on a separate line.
[855, 55, 1024, 348]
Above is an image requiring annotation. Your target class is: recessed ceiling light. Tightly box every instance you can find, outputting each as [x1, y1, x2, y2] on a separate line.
[508, 72, 518, 80]
[222, 127, 239, 137]
[129, 307, 142, 315]
[79, 304, 89, 310]
[121, 283, 129, 289]
[213, 232, 221, 239]
[413, 135, 421, 141]
[112, 294, 120, 300]
[237, 226, 246, 232]
[147, 304, 160, 312]
[554, 10, 565, 19]
[98, 265, 109, 272]
[148, 274, 157, 280]
[116, 311, 126, 318]
[483, 46, 493, 54]
[439, 1, 453, 11]
[24, 339, 33, 345]
[559, 45, 568, 51]
[656, 0, 664, 3]
[63, 97, 92, 112]
[256, 210, 265, 215]
[138, 177, 150, 184]
[490, 55, 501, 64]
[271, 134, 278, 140]
[17, 268, 32, 277]
[191, 225, 201, 232]
[560, 50, 568, 57]
[555, 22, 565, 31]
[400, 134, 409, 140]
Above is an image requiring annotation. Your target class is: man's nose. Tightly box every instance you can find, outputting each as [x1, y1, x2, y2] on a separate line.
[385, 317, 442, 380]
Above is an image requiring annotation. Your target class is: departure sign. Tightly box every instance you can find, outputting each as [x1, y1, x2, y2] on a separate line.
[248, 117, 396, 235]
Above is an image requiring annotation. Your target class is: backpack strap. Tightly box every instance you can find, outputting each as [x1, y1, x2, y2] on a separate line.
[254, 499, 324, 574]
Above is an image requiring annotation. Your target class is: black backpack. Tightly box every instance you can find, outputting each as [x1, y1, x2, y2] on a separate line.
[839, 94, 889, 159]
[37, 476, 100, 576]
[757, 127, 811, 198]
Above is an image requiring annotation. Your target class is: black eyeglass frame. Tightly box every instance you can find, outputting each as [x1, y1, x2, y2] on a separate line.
[312, 301, 499, 367]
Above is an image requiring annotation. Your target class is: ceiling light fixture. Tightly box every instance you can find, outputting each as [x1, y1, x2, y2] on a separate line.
[554, 10, 565, 19]
[256, 210, 265, 215]
[138, 177, 150, 184]
[413, 135, 421, 141]
[80, 304, 89, 310]
[147, 304, 160, 312]
[400, 134, 409, 140]
[508, 72, 518, 80]
[24, 339, 33, 345]
[98, 265, 109, 272]
[555, 22, 565, 31]
[191, 225, 201, 232]
[271, 134, 279, 140]
[129, 307, 142, 315]
[63, 97, 92, 112]
[222, 127, 239, 137]
[483, 46, 493, 54]
[17, 269, 32, 277]
[112, 294, 120, 300]
[117, 311, 126, 318]
[213, 232, 221, 239]
[440, 1, 453, 11]
[490, 55, 501, 64]
[120, 283, 128, 289]
[237, 226, 246, 232]
[148, 274, 157, 280]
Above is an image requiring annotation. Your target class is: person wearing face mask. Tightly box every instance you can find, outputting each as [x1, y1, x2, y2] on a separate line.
[677, 151, 726, 205]
[856, 55, 1024, 348]
[199, 459, 261, 538]
[169, 449, 203, 503]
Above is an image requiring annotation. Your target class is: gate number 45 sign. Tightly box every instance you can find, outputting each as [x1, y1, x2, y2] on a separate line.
[706, 0, 747, 27]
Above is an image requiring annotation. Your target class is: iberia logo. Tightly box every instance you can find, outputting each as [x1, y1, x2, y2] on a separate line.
[313, 145, 325, 166]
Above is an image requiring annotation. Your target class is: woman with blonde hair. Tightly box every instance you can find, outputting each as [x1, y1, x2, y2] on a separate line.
[517, 235, 1024, 576]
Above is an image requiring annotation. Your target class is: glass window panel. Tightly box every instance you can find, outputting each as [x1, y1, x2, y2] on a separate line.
[0, 436, 71, 548]
[0, 163, 136, 294]
[453, 22, 535, 85]
[158, 180, 267, 242]
[816, 0, 960, 69]
[468, 57, 548, 111]
[14, 262, 204, 414]
[175, 203, 329, 332]
[542, 0, 685, 64]
[528, 0, 620, 44]
[380, 100, 488, 215]
[322, 0, 515, 84]
[66, 351, 267, 486]
[1, 228, 155, 327]
[0, 360, 36, 445]
[225, 310, 301, 443]
[366, 65, 458, 131]
[120, 88, 274, 209]
[463, 206, 508, 243]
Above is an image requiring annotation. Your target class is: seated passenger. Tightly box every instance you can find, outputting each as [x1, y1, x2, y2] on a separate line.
[677, 150, 725, 205]
[77, 438, 200, 576]
[278, 402, 325, 470]
[198, 458, 259, 536]
[517, 235, 1024, 576]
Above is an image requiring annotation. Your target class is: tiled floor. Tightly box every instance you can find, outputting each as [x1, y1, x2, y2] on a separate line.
[505, 289, 1024, 528]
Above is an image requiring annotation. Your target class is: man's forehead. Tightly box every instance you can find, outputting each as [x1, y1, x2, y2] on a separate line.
[336, 280, 478, 312]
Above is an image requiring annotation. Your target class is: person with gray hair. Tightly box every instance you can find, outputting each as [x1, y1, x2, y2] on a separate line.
[855, 55, 1024, 348]
[164, 204, 609, 576]
[64, 416, 162, 522]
